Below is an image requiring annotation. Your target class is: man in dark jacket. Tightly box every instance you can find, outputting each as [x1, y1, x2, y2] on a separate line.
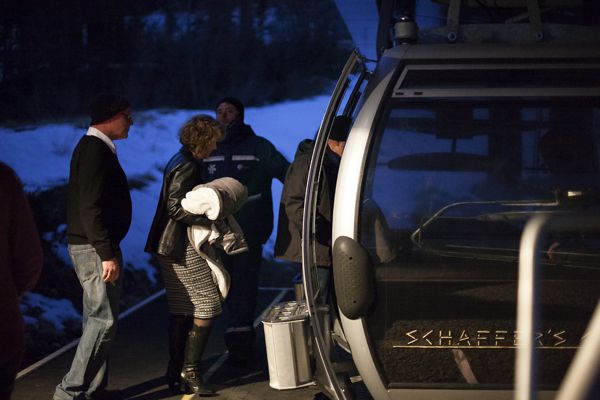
[274, 116, 351, 296]
[200, 97, 289, 365]
[54, 94, 133, 400]
[0, 162, 43, 400]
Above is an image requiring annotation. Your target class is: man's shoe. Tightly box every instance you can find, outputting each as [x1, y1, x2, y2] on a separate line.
[225, 352, 251, 369]
[90, 389, 124, 400]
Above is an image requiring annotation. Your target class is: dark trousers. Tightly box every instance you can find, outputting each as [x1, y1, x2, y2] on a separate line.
[0, 351, 22, 400]
[221, 243, 263, 356]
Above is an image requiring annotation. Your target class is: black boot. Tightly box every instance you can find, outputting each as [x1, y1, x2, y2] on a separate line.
[166, 314, 192, 393]
[181, 325, 215, 396]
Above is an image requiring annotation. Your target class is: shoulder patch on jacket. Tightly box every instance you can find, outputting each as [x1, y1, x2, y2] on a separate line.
[203, 156, 225, 162]
[232, 155, 260, 161]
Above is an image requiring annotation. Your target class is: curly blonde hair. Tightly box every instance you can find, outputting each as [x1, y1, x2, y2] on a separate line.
[179, 114, 224, 158]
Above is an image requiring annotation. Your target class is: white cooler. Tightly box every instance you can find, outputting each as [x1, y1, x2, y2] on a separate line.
[262, 301, 315, 390]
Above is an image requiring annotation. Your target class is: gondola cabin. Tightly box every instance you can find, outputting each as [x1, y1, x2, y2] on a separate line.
[302, 1, 600, 399]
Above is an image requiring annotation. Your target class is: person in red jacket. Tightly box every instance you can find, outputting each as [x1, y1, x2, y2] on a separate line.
[0, 162, 43, 400]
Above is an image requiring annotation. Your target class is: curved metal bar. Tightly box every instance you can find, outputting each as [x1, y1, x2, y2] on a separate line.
[410, 198, 559, 246]
[516, 214, 600, 400]
[302, 49, 363, 400]
[556, 300, 600, 400]
[516, 215, 547, 400]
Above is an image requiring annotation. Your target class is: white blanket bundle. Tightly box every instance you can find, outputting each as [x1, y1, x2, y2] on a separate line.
[181, 177, 248, 300]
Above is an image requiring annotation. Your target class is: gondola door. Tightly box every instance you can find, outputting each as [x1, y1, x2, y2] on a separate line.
[302, 49, 370, 400]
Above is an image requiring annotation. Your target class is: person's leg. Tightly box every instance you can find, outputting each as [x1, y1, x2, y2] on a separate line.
[54, 244, 122, 400]
[158, 255, 195, 393]
[165, 314, 192, 393]
[223, 244, 262, 364]
[177, 242, 221, 396]
[316, 266, 332, 304]
[0, 347, 23, 400]
[180, 318, 214, 396]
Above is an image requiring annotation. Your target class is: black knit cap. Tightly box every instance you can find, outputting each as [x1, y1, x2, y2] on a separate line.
[90, 93, 130, 125]
[329, 115, 351, 141]
[215, 96, 244, 121]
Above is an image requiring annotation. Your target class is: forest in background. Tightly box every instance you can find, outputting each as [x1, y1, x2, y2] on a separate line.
[0, 0, 353, 124]
[0, 0, 353, 366]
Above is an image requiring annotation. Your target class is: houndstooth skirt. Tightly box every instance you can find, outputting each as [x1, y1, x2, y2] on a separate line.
[157, 242, 222, 319]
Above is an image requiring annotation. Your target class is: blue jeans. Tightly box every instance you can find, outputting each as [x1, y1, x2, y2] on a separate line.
[53, 244, 123, 400]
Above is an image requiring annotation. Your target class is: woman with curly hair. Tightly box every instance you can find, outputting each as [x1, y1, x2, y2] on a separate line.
[145, 115, 224, 396]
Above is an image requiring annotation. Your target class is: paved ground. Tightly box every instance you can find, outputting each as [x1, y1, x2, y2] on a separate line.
[13, 257, 344, 400]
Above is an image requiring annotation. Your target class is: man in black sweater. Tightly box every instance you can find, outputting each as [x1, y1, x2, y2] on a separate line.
[54, 94, 133, 400]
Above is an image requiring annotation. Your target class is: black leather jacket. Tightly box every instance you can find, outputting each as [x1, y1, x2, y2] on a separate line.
[145, 147, 211, 259]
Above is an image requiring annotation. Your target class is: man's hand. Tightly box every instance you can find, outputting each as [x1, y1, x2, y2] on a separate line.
[102, 258, 120, 283]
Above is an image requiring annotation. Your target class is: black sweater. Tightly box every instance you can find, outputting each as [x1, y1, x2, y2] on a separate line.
[67, 135, 132, 261]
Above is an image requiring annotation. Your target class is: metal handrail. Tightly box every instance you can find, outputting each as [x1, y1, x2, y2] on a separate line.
[516, 214, 600, 400]
[556, 300, 600, 400]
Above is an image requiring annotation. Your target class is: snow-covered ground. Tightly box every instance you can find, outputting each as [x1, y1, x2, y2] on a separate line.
[1, 95, 330, 332]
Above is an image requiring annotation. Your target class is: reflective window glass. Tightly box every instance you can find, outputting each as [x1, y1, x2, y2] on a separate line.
[360, 97, 600, 388]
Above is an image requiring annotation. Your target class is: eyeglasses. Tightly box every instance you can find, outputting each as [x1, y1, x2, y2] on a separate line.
[120, 112, 133, 124]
